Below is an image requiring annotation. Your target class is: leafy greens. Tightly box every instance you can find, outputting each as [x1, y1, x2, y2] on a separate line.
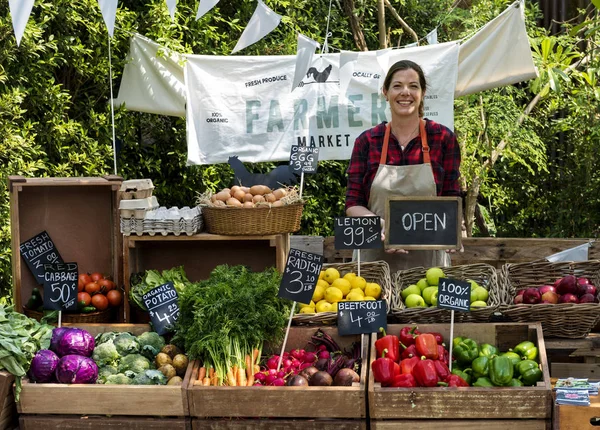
[129, 266, 192, 311]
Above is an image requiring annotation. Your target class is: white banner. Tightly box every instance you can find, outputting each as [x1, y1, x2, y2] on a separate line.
[232, 0, 282, 54]
[98, 0, 119, 37]
[292, 34, 320, 91]
[9, 0, 34, 46]
[185, 42, 459, 165]
[196, 0, 220, 20]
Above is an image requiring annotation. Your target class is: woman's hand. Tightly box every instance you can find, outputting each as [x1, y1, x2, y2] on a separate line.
[381, 218, 409, 254]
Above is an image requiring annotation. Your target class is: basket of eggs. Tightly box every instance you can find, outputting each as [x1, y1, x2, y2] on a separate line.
[198, 185, 304, 236]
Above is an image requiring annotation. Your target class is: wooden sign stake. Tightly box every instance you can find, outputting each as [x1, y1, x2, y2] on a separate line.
[277, 301, 297, 371]
[448, 310, 454, 372]
[357, 249, 361, 277]
[58, 311, 62, 328]
[299, 172, 305, 199]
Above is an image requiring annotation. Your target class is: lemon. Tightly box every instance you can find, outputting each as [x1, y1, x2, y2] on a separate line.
[365, 282, 382, 299]
[330, 302, 339, 313]
[299, 306, 315, 314]
[364, 296, 376, 300]
[316, 301, 333, 313]
[346, 291, 364, 302]
[324, 287, 343, 303]
[299, 300, 315, 309]
[323, 268, 340, 284]
[318, 271, 325, 281]
[317, 279, 329, 289]
[312, 285, 325, 302]
[343, 272, 357, 282]
[349, 288, 365, 298]
[331, 278, 351, 296]
[350, 276, 367, 291]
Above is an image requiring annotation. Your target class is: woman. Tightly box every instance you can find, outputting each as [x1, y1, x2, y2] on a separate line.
[345, 60, 461, 272]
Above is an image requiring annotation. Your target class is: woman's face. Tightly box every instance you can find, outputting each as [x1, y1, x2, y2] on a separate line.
[383, 68, 423, 119]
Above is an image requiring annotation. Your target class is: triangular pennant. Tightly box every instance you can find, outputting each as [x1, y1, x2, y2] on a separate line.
[426, 28, 438, 45]
[196, 0, 220, 20]
[232, 0, 282, 54]
[98, 0, 119, 37]
[165, 0, 177, 21]
[546, 243, 591, 263]
[8, 0, 35, 46]
[291, 34, 320, 91]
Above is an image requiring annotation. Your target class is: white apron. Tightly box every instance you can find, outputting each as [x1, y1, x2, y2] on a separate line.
[358, 120, 450, 272]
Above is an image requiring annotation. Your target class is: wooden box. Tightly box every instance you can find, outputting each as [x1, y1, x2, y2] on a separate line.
[192, 418, 366, 429]
[0, 372, 16, 430]
[17, 324, 192, 417]
[124, 233, 289, 321]
[19, 415, 190, 430]
[554, 391, 600, 430]
[187, 326, 367, 420]
[9, 176, 123, 319]
[369, 323, 552, 422]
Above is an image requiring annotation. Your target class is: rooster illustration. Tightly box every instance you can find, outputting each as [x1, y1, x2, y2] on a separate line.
[228, 156, 299, 189]
[306, 64, 333, 83]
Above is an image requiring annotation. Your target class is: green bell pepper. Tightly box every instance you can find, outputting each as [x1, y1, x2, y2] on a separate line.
[515, 359, 543, 386]
[508, 378, 524, 387]
[479, 343, 499, 358]
[453, 338, 479, 366]
[489, 355, 514, 386]
[513, 341, 538, 361]
[472, 376, 494, 387]
[471, 356, 490, 379]
[501, 351, 522, 368]
[451, 367, 472, 385]
[452, 336, 464, 349]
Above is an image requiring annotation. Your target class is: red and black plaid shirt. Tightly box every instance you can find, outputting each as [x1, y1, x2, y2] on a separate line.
[345, 119, 461, 210]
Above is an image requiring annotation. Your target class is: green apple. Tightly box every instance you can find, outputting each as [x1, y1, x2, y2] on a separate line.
[431, 291, 439, 307]
[470, 300, 487, 308]
[405, 294, 426, 308]
[422, 286, 438, 306]
[426, 267, 445, 286]
[401, 284, 421, 300]
[470, 289, 478, 304]
[468, 279, 481, 290]
[416, 278, 429, 292]
[474, 286, 489, 302]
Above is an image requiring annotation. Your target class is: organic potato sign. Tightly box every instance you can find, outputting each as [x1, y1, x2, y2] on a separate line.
[43, 262, 78, 311]
[20, 231, 63, 285]
[279, 248, 324, 304]
[143, 282, 180, 335]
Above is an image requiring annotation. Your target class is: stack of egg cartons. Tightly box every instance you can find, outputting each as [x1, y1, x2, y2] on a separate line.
[119, 179, 158, 236]
[143, 206, 203, 236]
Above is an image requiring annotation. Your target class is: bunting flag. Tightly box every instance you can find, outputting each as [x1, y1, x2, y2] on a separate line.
[165, 0, 177, 21]
[546, 243, 591, 263]
[291, 34, 320, 91]
[8, 0, 35, 46]
[404, 42, 418, 48]
[196, 0, 220, 20]
[98, 0, 119, 37]
[232, 0, 282, 54]
[426, 28, 438, 45]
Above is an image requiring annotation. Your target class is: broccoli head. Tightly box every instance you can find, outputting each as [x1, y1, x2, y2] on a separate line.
[97, 365, 118, 384]
[113, 332, 141, 356]
[95, 332, 118, 346]
[105, 373, 133, 385]
[92, 339, 120, 366]
[137, 332, 166, 360]
[132, 369, 167, 385]
[117, 353, 151, 374]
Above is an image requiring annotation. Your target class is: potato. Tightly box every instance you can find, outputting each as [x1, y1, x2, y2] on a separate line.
[226, 197, 243, 207]
[272, 188, 287, 200]
[155, 352, 172, 368]
[159, 364, 177, 380]
[167, 376, 183, 385]
[161, 344, 182, 359]
[243, 201, 255, 208]
[233, 189, 246, 202]
[264, 193, 276, 203]
[243, 193, 254, 202]
[172, 354, 189, 376]
[250, 185, 271, 196]
[252, 195, 265, 204]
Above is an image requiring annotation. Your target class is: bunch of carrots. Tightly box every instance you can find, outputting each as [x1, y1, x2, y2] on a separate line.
[194, 339, 262, 386]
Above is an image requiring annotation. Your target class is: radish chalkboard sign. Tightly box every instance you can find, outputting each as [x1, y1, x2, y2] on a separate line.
[334, 216, 382, 249]
[42, 262, 78, 311]
[337, 300, 386, 336]
[289, 146, 319, 174]
[384, 196, 462, 250]
[279, 248, 324, 304]
[20, 231, 63, 285]
[143, 282, 180, 335]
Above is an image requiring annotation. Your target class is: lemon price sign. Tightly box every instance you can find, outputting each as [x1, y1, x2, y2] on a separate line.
[42, 262, 78, 311]
[334, 216, 382, 249]
[437, 277, 471, 312]
[278, 248, 324, 304]
[337, 300, 386, 335]
[289, 146, 319, 174]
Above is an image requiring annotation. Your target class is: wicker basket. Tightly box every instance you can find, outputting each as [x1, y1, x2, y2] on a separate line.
[292, 260, 392, 326]
[499, 259, 600, 338]
[202, 203, 303, 236]
[391, 263, 501, 323]
[23, 306, 116, 324]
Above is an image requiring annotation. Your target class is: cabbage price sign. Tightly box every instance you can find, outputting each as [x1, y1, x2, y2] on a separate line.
[43, 262, 78, 311]
[143, 282, 180, 335]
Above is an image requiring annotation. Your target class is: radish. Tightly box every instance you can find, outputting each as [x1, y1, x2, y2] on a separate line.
[271, 378, 285, 386]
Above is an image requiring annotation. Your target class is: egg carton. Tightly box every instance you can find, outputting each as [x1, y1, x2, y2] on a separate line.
[119, 196, 160, 218]
[121, 206, 203, 236]
[120, 179, 155, 200]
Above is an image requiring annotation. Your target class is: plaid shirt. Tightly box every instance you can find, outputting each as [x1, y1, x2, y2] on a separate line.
[345, 119, 461, 210]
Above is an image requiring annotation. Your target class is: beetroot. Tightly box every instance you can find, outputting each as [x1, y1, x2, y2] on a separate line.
[332, 368, 360, 386]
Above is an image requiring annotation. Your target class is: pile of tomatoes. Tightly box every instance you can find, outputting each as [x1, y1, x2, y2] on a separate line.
[77, 272, 122, 312]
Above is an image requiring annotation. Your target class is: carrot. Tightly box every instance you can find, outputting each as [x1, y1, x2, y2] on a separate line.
[198, 366, 207, 382]
[253, 364, 260, 375]
[253, 348, 260, 363]
[209, 367, 215, 379]
[193, 380, 203, 385]
[245, 355, 253, 379]
[227, 369, 236, 386]
[202, 377, 211, 386]
[236, 367, 244, 386]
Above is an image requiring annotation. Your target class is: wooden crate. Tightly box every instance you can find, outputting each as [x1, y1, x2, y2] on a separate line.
[369, 323, 552, 421]
[19, 415, 190, 429]
[192, 418, 366, 429]
[9, 176, 123, 320]
[187, 326, 368, 419]
[17, 324, 191, 417]
[124, 233, 289, 322]
[0, 372, 16, 430]
[545, 334, 600, 379]
[553, 391, 600, 430]
[371, 419, 550, 429]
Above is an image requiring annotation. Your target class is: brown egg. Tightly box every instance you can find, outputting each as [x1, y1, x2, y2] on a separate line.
[210, 194, 218, 203]
[242, 201, 255, 208]
[252, 195, 265, 204]
[215, 191, 231, 202]
[230, 185, 241, 195]
[226, 198, 243, 207]
[213, 200, 226, 207]
[243, 193, 254, 202]
[272, 188, 287, 200]
[221, 188, 231, 195]
[240, 186, 251, 193]
[272, 200, 284, 207]
[264, 193, 276, 203]
[250, 185, 272, 196]
[233, 189, 246, 202]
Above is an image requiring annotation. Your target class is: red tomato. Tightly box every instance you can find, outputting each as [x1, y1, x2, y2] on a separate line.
[78, 273, 92, 292]
[85, 281, 100, 295]
[106, 290, 122, 307]
[91, 294, 109, 311]
[90, 272, 104, 282]
[78, 292, 92, 306]
[98, 278, 115, 293]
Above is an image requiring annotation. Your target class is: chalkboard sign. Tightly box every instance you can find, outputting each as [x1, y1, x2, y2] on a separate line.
[279, 248, 324, 304]
[289, 146, 319, 174]
[42, 262, 78, 311]
[20, 231, 63, 285]
[334, 217, 382, 249]
[143, 282, 180, 336]
[337, 300, 387, 336]
[437, 277, 471, 312]
[384, 196, 462, 250]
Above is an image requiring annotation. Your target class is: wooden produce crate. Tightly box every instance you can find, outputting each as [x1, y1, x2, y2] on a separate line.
[369, 323, 552, 427]
[187, 326, 368, 422]
[17, 324, 192, 418]
[124, 233, 289, 322]
[19, 415, 190, 430]
[192, 418, 366, 429]
[553, 390, 600, 430]
[9, 176, 124, 321]
[0, 372, 16, 430]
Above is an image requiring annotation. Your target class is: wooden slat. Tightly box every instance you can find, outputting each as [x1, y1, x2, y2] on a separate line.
[551, 362, 600, 379]
[192, 419, 366, 430]
[290, 235, 324, 255]
[0, 373, 14, 408]
[19, 415, 190, 430]
[371, 419, 550, 430]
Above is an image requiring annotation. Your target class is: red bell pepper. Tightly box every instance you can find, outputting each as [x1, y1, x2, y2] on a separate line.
[429, 332, 444, 345]
[375, 327, 400, 363]
[399, 326, 420, 347]
[391, 373, 416, 388]
[400, 343, 418, 360]
[393, 362, 401, 376]
[415, 333, 439, 360]
[413, 358, 439, 387]
[445, 374, 469, 387]
[433, 360, 450, 381]
[437, 344, 449, 366]
[372, 349, 395, 385]
[400, 355, 420, 375]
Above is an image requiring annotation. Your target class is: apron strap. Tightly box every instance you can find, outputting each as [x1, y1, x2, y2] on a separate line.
[380, 120, 430, 165]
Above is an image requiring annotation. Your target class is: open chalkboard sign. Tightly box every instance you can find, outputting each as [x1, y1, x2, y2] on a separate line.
[143, 282, 180, 336]
[289, 146, 319, 174]
[42, 262, 78, 311]
[334, 217, 382, 250]
[278, 248, 324, 304]
[20, 231, 63, 285]
[337, 300, 386, 336]
[384, 196, 462, 250]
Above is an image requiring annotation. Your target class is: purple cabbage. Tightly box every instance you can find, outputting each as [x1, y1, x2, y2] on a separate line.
[29, 349, 60, 383]
[55, 355, 99, 384]
[56, 328, 95, 357]
[50, 327, 70, 353]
